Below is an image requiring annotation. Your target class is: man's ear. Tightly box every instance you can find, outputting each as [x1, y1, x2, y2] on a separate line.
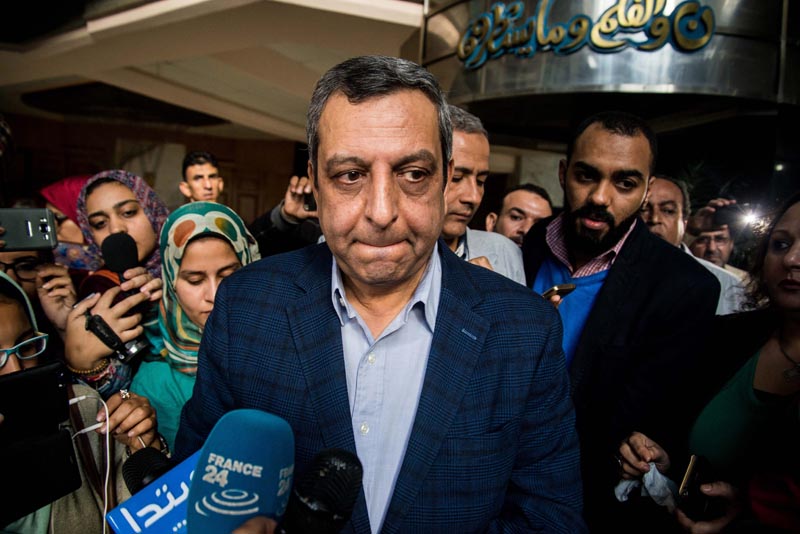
[485, 212, 498, 232]
[307, 161, 316, 195]
[179, 180, 191, 200]
[218, 178, 224, 193]
[558, 159, 567, 189]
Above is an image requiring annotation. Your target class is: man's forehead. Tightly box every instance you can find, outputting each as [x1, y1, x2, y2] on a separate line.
[651, 179, 681, 201]
[700, 228, 730, 238]
[574, 124, 653, 165]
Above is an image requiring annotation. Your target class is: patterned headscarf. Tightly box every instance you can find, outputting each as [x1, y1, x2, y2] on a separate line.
[159, 202, 259, 374]
[76, 170, 170, 278]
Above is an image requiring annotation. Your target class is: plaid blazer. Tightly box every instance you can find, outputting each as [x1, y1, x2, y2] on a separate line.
[176, 242, 585, 533]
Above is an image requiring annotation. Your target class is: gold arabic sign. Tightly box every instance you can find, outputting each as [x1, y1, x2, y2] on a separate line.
[457, 0, 715, 70]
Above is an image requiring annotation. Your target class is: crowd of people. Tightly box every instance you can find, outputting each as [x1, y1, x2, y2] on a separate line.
[0, 54, 797, 534]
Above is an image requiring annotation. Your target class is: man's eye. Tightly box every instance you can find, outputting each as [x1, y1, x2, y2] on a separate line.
[450, 175, 463, 183]
[336, 171, 362, 183]
[770, 239, 790, 252]
[402, 169, 429, 182]
[510, 215, 523, 221]
[618, 180, 637, 190]
[663, 208, 676, 215]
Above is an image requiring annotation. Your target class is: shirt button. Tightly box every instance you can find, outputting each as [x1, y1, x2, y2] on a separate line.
[360, 422, 369, 435]
[367, 353, 376, 364]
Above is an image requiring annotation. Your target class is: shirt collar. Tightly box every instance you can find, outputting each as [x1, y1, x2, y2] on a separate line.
[545, 212, 637, 276]
[331, 243, 441, 332]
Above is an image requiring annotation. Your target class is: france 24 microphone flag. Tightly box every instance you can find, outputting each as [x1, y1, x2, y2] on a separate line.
[187, 409, 295, 534]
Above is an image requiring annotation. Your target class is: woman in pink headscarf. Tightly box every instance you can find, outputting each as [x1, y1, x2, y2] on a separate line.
[39, 175, 102, 272]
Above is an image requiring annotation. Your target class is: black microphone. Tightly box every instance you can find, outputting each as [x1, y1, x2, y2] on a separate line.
[98, 232, 149, 360]
[101, 232, 140, 296]
[123, 446, 174, 494]
[278, 448, 363, 534]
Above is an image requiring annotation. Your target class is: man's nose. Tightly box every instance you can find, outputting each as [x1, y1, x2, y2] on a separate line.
[364, 173, 398, 228]
[588, 180, 613, 206]
[461, 178, 482, 207]
[202, 177, 213, 189]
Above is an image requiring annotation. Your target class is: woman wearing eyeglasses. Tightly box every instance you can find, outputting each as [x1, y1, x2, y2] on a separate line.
[0, 271, 161, 534]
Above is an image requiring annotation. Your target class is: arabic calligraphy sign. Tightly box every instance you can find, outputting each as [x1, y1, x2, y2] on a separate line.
[457, 0, 715, 70]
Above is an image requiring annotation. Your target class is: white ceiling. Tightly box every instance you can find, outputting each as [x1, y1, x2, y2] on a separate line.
[0, 0, 424, 140]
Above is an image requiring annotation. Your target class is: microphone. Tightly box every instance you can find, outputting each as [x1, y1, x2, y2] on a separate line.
[186, 409, 295, 534]
[278, 448, 363, 534]
[107, 450, 200, 534]
[98, 232, 148, 360]
[123, 447, 175, 495]
[101, 232, 140, 294]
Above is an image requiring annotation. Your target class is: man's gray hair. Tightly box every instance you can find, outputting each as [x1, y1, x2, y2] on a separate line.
[307, 55, 452, 180]
[448, 105, 488, 138]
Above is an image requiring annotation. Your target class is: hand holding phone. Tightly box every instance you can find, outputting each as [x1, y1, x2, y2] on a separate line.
[678, 455, 727, 522]
[541, 283, 576, 300]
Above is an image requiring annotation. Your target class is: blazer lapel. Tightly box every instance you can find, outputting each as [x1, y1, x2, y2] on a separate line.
[381, 248, 489, 534]
[285, 246, 371, 533]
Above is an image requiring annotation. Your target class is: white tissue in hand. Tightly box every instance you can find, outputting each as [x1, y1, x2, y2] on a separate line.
[614, 462, 678, 512]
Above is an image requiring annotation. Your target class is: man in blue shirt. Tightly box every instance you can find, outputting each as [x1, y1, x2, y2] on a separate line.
[177, 55, 585, 533]
[522, 111, 721, 532]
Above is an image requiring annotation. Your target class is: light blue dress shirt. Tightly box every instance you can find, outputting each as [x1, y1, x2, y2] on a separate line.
[330, 245, 441, 533]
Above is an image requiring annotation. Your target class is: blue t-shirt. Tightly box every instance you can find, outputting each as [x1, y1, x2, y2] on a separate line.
[533, 256, 608, 367]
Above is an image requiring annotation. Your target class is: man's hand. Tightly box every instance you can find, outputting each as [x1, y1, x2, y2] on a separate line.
[281, 176, 317, 222]
[36, 263, 77, 336]
[231, 516, 277, 534]
[617, 431, 671, 480]
[687, 198, 737, 236]
[675, 481, 740, 533]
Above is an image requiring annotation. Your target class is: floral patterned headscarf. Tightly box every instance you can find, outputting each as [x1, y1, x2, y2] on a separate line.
[159, 202, 259, 374]
[76, 170, 170, 278]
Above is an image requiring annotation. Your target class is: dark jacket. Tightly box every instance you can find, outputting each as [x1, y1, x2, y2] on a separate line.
[523, 218, 721, 532]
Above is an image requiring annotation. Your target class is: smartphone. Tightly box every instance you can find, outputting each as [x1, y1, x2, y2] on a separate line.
[678, 454, 725, 521]
[0, 208, 58, 251]
[542, 283, 576, 300]
[303, 192, 317, 212]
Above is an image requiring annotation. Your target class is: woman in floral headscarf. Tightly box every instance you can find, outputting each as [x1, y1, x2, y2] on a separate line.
[131, 201, 259, 449]
[63, 170, 168, 398]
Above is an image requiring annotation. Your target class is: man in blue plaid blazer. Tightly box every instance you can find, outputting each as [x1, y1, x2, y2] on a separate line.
[176, 55, 584, 533]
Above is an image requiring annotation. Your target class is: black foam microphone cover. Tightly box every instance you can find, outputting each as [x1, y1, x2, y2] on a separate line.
[278, 448, 363, 534]
[122, 446, 173, 494]
[101, 232, 139, 277]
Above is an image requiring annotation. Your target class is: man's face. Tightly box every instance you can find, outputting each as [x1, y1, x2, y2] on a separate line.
[487, 189, 552, 246]
[559, 123, 653, 257]
[641, 178, 685, 247]
[310, 90, 449, 292]
[180, 163, 224, 202]
[441, 130, 490, 247]
[689, 227, 733, 267]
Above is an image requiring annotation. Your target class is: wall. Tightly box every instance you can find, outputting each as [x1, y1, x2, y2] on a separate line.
[1, 113, 296, 223]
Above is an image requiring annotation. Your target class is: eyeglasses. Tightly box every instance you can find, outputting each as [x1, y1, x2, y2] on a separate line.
[0, 257, 41, 281]
[694, 235, 731, 246]
[0, 333, 48, 369]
